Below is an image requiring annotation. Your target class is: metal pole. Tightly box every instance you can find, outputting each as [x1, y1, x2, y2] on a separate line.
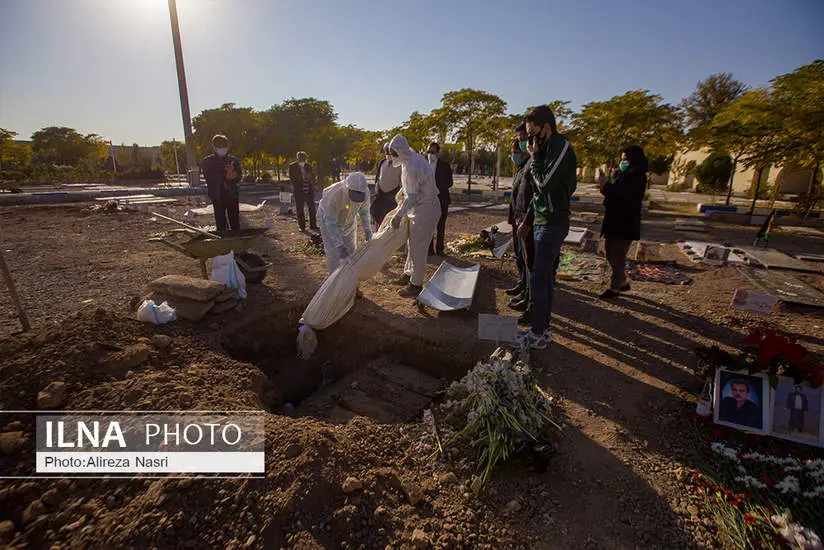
[0, 248, 31, 331]
[172, 138, 180, 175]
[494, 135, 501, 192]
[167, 0, 198, 187]
[109, 141, 117, 176]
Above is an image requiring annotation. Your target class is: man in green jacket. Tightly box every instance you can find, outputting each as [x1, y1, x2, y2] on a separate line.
[517, 105, 577, 350]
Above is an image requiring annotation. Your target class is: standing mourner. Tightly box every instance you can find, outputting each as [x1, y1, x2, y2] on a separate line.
[517, 106, 577, 350]
[387, 134, 442, 298]
[201, 134, 242, 231]
[426, 142, 454, 256]
[371, 143, 403, 227]
[597, 145, 647, 299]
[507, 131, 534, 324]
[317, 172, 372, 273]
[289, 151, 319, 232]
[331, 157, 342, 182]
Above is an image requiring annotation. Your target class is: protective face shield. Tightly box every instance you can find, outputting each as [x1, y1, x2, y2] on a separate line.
[348, 189, 367, 203]
[511, 153, 525, 165]
[427, 153, 438, 163]
[215, 147, 229, 157]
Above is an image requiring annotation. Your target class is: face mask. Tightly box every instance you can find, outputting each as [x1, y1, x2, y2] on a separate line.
[348, 189, 366, 203]
[518, 141, 528, 153]
[215, 148, 228, 157]
[619, 160, 630, 172]
[510, 153, 524, 165]
[427, 153, 437, 163]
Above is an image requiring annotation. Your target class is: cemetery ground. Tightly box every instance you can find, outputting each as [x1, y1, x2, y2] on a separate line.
[0, 199, 822, 549]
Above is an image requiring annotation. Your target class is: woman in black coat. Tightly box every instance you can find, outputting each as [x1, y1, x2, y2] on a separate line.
[597, 145, 648, 299]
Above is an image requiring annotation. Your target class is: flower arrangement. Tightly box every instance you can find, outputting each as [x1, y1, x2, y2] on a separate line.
[434, 347, 561, 494]
[696, 329, 823, 388]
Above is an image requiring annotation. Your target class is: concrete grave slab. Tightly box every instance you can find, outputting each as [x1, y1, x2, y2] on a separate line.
[736, 247, 822, 273]
[416, 262, 480, 311]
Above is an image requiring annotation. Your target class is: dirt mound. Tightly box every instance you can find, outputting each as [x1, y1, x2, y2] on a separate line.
[0, 310, 540, 549]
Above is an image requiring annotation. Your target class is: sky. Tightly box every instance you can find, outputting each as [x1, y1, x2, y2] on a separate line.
[1, 0, 822, 146]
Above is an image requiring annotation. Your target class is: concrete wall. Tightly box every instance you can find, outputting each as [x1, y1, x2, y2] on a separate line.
[669, 149, 814, 195]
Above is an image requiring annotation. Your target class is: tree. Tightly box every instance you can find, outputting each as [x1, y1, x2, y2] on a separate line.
[708, 89, 777, 205]
[30, 127, 99, 167]
[160, 140, 187, 174]
[191, 103, 258, 161]
[695, 152, 733, 195]
[769, 60, 824, 196]
[571, 90, 682, 169]
[430, 89, 507, 191]
[0, 128, 16, 170]
[680, 73, 748, 141]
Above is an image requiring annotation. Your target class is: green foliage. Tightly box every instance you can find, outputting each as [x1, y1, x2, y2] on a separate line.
[429, 88, 508, 183]
[695, 152, 733, 193]
[571, 90, 682, 169]
[160, 140, 186, 174]
[648, 155, 674, 175]
[30, 126, 107, 169]
[680, 73, 747, 142]
[769, 60, 824, 174]
[115, 167, 163, 181]
[665, 181, 691, 192]
[745, 167, 773, 199]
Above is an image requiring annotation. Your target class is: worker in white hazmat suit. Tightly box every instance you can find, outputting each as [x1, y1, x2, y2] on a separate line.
[387, 134, 442, 298]
[317, 172, 373, 274]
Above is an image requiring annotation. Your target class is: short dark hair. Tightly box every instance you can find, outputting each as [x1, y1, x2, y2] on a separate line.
[428, 142, 440, 153]
[524, 106, 557, 134]
[511, 138, 521, 153]
[211, 134, 229, 147]
[730, 380, 750, 393]
[514, 122, 526, 133]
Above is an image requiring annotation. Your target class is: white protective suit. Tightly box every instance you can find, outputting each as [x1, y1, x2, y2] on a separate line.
[388, 134, 442, 286]
[317, 172, 373, 274]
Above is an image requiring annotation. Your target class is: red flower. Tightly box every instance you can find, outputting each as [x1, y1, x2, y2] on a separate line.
[744, 514, 758, 525]
[741, 330, 765, 347]
[712, 427, 728, 437]
[761, 474, 774, 486]
[757, 335, 785, 366]
[812, 369, 824, 389]
[783, 342, 808, 365]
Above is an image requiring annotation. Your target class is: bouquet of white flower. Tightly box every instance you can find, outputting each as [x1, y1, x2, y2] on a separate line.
[436, 347, 561, 493]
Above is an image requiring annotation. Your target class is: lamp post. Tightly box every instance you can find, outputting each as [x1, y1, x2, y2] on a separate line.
[167, 0, 198, 187]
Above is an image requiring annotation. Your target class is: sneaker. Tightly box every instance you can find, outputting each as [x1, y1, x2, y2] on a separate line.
[391, 273, 411, 286]
[508, 297, 529, 312]
[517, 329, 548, 350]
[505, 283, 525, 296]
[618, 283, 631, 292]
[397, 283, 422, 298]
[543, 328, 553, 343]
[599, 289, 620, 299]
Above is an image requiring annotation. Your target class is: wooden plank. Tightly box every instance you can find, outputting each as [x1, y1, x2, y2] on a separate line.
[121, 198, 177, 205]
[96, 194, 154, 201]
[372, 364, 442, 397]
[0, 248, 30, 331]
[339, 389, 411, 424]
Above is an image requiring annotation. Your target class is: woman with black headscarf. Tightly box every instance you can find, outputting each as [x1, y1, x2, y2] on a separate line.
[597, 145, 648, 299]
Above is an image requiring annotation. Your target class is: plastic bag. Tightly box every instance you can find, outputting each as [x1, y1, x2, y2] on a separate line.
[137, 300, 177, 324]
[210, 251, 247, 299]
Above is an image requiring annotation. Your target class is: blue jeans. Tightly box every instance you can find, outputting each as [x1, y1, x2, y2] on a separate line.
[531, 224, 569, 334]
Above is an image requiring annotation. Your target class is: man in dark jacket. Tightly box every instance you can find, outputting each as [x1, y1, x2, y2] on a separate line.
[597, 145, 648, 299]
[517, 106, 577, 350]
[427, 142, 453, 256]
[507, 134, 535, 323]
[201, 134, 242, 231]
[720, 379, 762, 429]
[372, 143, 402, 227]
[288, 151, 319, 232]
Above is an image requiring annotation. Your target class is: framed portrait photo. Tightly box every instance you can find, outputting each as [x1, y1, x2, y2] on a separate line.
[770, 377, 824, 447]
[714, 369, 770, 434]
